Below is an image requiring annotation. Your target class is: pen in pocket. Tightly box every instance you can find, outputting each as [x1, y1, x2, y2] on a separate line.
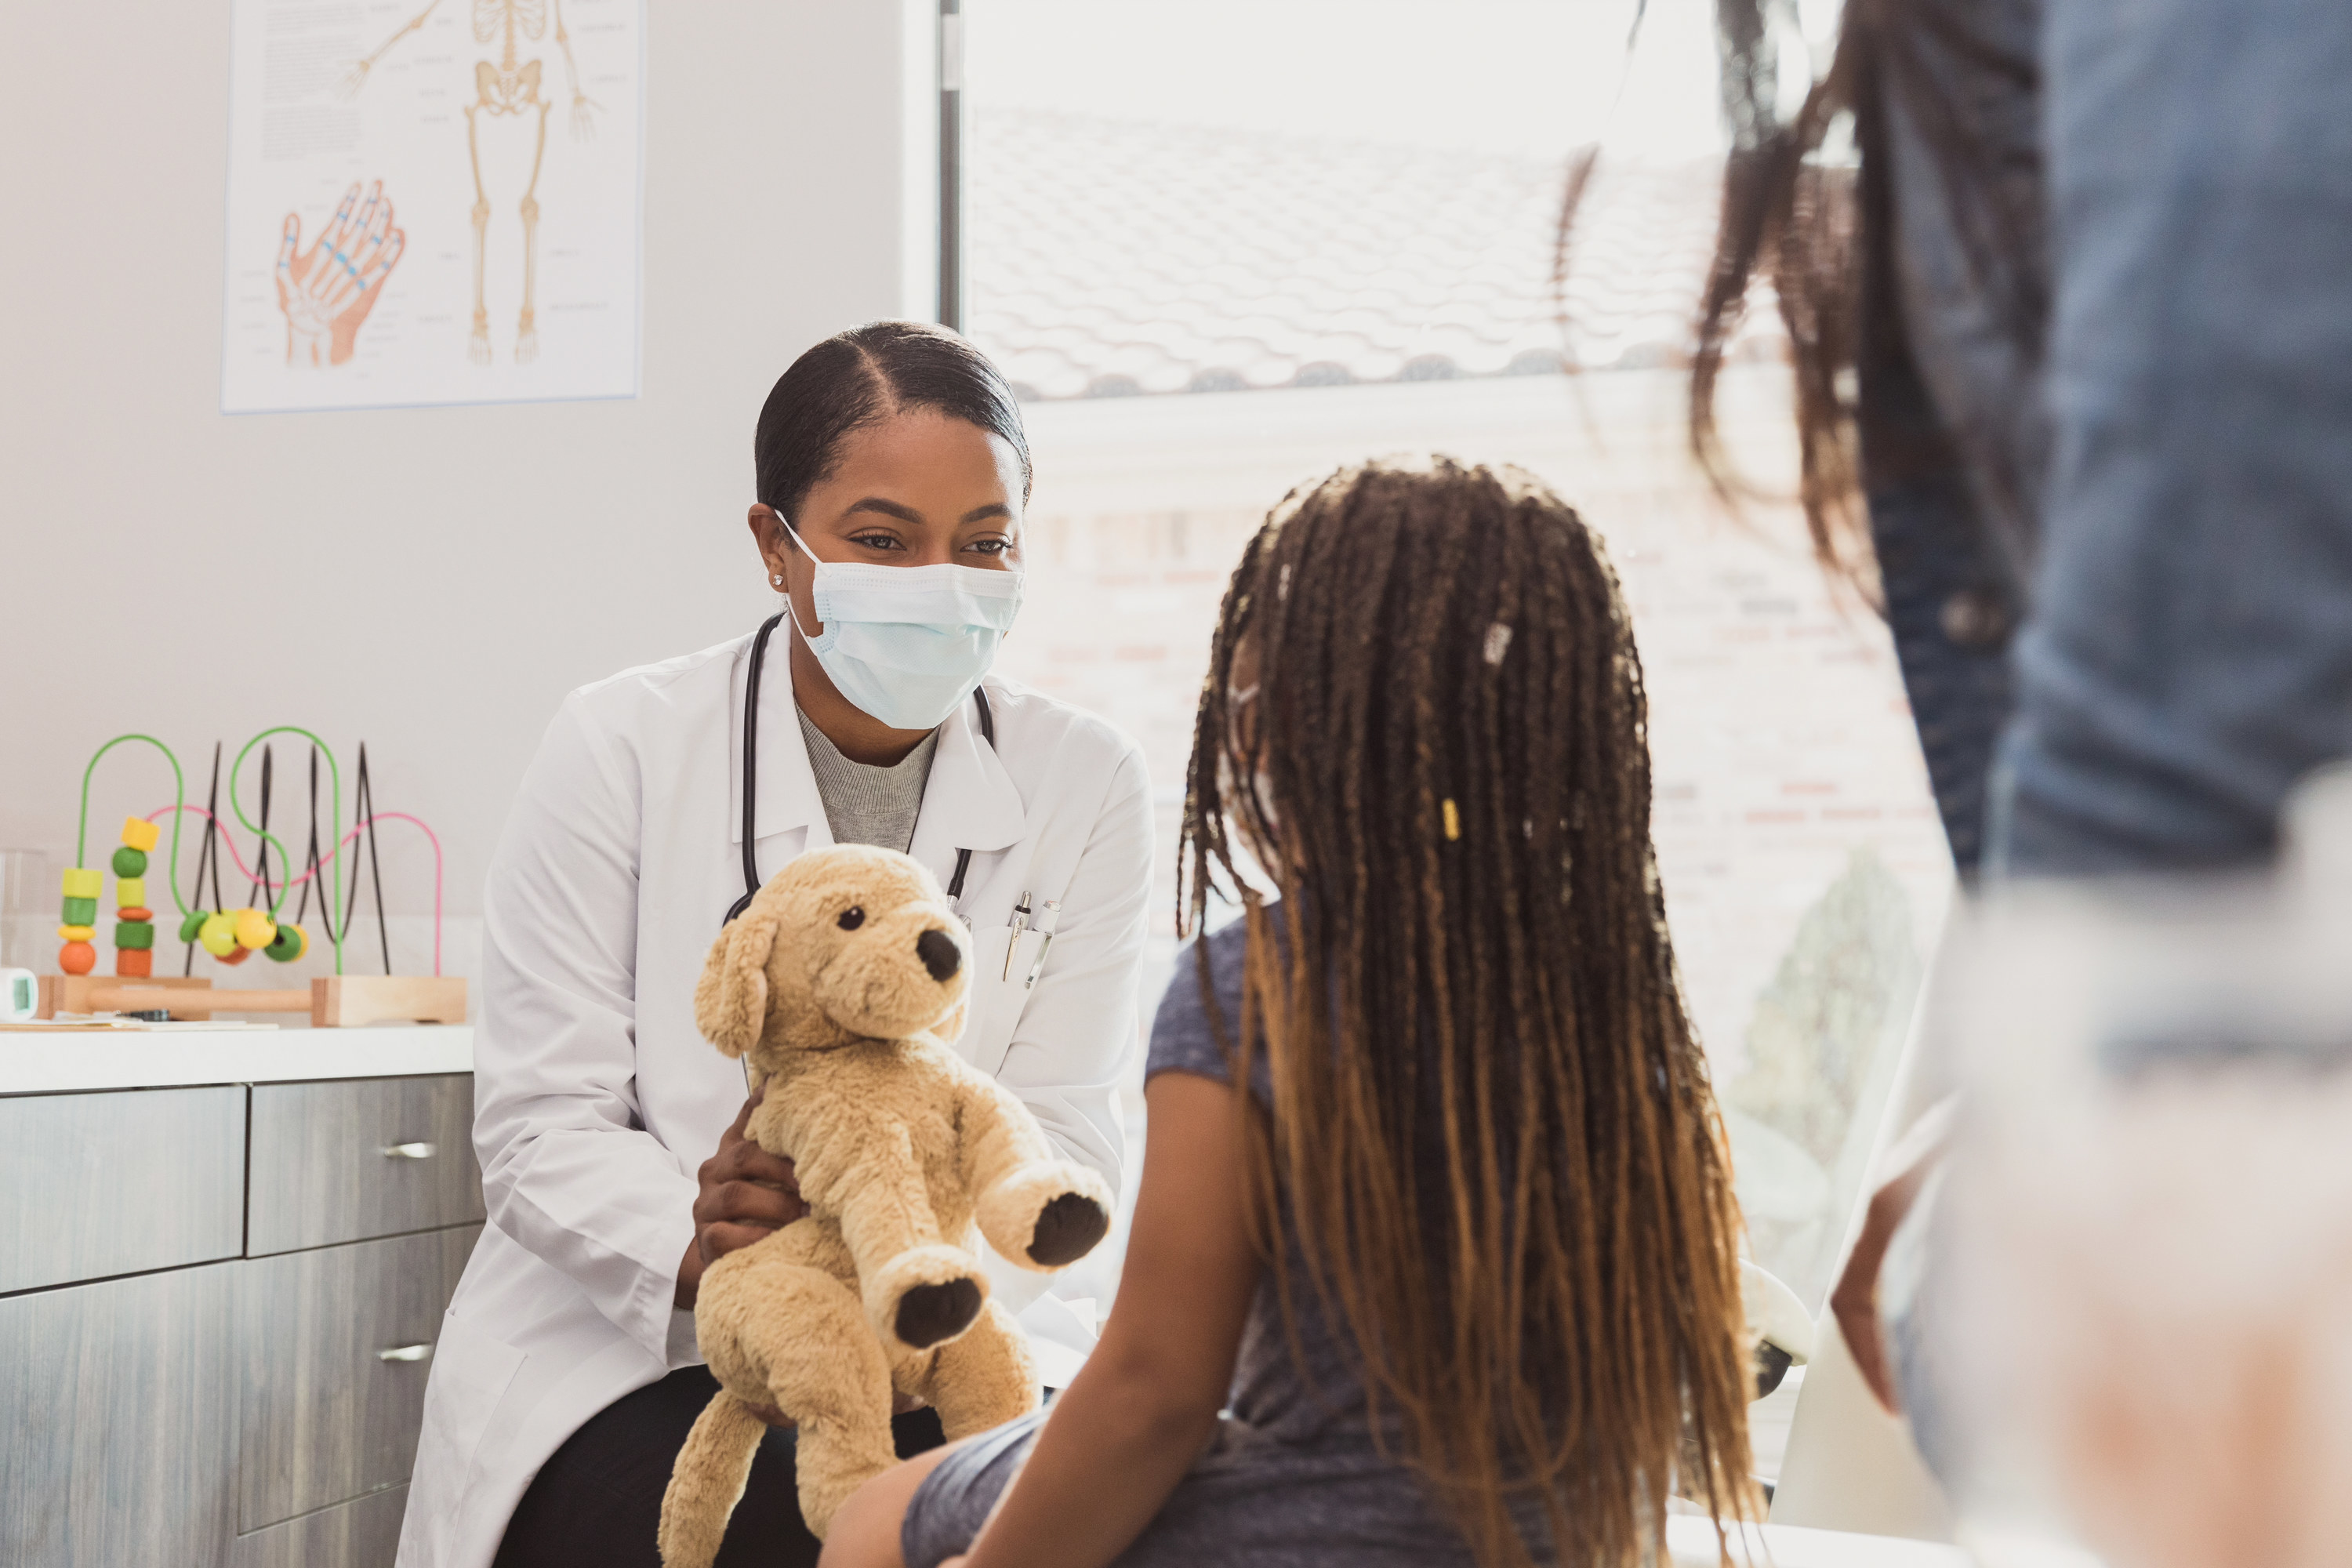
[1003, 892, 1033, 980]
[1023, 901, 1062, 989]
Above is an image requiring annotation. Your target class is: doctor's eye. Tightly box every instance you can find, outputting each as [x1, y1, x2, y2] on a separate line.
[837, 906, 866, 931]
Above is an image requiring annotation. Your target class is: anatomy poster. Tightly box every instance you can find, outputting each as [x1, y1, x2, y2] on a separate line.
[221, 0, 642, 413]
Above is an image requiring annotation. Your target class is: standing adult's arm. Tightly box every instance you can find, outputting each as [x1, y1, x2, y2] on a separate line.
[1997, 0, 2352, 874]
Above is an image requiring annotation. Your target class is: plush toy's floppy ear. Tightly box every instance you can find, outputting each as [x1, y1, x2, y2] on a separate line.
[694, 903, 779, 1058]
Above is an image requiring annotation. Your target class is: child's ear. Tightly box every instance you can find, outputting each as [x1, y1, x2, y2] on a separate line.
[695, 902, 780, 1058]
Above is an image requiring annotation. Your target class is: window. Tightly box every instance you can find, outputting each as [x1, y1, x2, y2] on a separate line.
[960, 0, 1945, 1430]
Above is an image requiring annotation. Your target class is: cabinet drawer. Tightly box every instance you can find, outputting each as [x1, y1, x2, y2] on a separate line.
[229, 1484, 407, 1568]
[0, 1261, 238, 1567]
[237, 1225, 480, 1532]
[247, 1075, 483, 1255]
[0, 1087, 245, 1294]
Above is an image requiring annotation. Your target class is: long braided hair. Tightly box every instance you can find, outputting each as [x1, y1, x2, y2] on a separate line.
[1178, 458, 1756, 1566]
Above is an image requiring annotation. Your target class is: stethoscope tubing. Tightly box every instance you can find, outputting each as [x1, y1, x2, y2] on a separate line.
[722, 612, 995, 927]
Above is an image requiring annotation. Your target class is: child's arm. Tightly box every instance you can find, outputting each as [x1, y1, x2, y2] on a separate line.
[960, 1070, 1261, 1568]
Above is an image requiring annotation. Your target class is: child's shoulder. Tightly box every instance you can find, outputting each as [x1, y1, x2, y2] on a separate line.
[1146, 919, 1254, 1087]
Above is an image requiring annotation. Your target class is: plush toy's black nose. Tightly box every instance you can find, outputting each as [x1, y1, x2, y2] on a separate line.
[916, 927, 961, 983]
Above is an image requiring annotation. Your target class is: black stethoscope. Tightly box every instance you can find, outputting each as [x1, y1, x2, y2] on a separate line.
[721, 610, 996, 927]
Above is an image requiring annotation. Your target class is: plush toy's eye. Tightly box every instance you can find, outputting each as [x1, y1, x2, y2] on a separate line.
[837, 906, 866, 931]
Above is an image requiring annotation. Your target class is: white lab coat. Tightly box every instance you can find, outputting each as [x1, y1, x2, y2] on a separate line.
[395, 630, 1152, 1568]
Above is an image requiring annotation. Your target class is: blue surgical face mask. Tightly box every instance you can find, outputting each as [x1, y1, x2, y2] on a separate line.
[781, 521, 1023, 730]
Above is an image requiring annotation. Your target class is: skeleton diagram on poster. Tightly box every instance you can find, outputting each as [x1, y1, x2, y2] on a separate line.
[222, 0, 642, 413]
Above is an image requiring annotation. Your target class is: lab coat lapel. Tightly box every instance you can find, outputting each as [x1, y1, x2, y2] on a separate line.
[906, 682, 1026, 886]
[728, 627, 832, 853]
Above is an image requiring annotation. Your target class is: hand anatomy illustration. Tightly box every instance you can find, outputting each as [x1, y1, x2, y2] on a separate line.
[343, 0, 599, 365]
[274, 180, 407, 368]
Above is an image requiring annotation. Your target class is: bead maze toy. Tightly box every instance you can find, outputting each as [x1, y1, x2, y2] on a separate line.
[34, 728, 464, 1026]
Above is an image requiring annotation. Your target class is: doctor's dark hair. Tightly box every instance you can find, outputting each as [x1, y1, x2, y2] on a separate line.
[1179, 459, 1755, 1568]
[753, 321, 1033, 524]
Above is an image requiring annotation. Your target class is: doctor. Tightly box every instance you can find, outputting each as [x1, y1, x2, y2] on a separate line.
[397, 321, 1153, 1568]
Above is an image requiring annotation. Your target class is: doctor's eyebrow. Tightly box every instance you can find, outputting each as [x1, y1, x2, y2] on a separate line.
[837, 498, 1013, 527]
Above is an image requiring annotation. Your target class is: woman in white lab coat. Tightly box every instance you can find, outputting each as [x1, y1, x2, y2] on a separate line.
[395, 322, 1154, 1568]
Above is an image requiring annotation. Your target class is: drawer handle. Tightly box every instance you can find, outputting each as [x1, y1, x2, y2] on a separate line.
[382, 1142, 438, 1160]
[377, 1343, 434, 1363]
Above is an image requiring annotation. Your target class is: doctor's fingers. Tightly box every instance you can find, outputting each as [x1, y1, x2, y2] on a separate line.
[695, 1178, 808, 1232]
[705, 1134, 800, 1194]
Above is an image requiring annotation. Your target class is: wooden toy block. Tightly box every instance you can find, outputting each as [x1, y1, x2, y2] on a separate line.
[61, 895, 97, 925]
[113, 921, 155, 949]
[115, 948, 154, 979]
[312, 976, 468, 1027]
[119, 816, 160, 853]
[115, 877, 146, 908]
[61, 866, 102, 900]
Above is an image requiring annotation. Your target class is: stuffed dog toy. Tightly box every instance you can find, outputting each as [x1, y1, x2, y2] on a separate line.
[658, 844, 1114, 1566]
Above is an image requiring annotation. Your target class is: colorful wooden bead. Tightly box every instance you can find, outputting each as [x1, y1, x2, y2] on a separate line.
[180, 909, 211, 943]
[115, 877, 147, 909]
[117, 906, 153, 923]
[114, 921, 155, 950]
[111, 846, 148, 878]
[119, 817, 161, 853]
[216, 944, 253, 967]
[265, 922, 309, 963]
[114, 946, 154, 979]
[61, 895, 97, 925]
[61, 866, 102, 900]
[231, 908, 275, 950]
[57, 924, 96, 942]
[59, 940, 96, 975]
[198, 913, 238, 957]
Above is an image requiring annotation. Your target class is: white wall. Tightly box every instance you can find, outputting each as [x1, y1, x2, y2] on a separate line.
[0, 2, 935, 975]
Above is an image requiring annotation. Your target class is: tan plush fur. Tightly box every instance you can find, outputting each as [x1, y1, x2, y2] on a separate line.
[657, 845, 1114, 1566]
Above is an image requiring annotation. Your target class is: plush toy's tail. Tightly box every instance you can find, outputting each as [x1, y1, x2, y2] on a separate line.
[658, 1391, 770, 1568]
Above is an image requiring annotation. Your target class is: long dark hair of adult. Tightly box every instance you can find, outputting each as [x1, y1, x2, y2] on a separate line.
[753, 319, 1032, 522]
[1575, 1, 2040, 598]
[1178, 459, 1755, 1568]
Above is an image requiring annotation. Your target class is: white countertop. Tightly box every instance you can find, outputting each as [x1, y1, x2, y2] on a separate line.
[0, 1025, 474, 1094]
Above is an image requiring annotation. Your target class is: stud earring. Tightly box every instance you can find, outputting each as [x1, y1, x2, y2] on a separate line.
[771, 574, 785, 587]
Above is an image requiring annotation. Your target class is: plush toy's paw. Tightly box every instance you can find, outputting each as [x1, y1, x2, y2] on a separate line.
[866, 1243, 988, 1352]
[978, 1163, 1115, 1271]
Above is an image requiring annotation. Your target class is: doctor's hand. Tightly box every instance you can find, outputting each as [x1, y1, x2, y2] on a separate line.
[674, 1087, 807, 1310]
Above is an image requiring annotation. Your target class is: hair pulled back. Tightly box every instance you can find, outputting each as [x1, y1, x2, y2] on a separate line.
[753, 321, 1032, 524]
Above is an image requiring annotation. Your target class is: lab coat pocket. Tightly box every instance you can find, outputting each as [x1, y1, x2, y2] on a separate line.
[959, 927, 1040, 1077]
[410, 1308, 525, 1534]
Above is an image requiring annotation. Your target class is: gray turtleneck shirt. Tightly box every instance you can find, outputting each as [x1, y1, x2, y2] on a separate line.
[795, 706, 940, 851]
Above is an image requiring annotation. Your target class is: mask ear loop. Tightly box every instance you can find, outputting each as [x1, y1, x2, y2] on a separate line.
[776, 516, 826, 642]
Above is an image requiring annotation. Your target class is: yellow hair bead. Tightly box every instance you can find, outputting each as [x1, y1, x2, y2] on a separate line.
[1442, 799, 1461, 841]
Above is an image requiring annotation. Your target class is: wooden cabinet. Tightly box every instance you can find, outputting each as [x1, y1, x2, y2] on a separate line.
[247, 1076, 484, 1255]
[0, 1071, 477, 1568]
[238, 1225, 479, 1531]
[0, 1261, 240, 1568]
[0, 1086, 245, 1294]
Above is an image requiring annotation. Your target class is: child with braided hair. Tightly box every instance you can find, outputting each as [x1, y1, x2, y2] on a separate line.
[822, 456, 1757, 1568]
